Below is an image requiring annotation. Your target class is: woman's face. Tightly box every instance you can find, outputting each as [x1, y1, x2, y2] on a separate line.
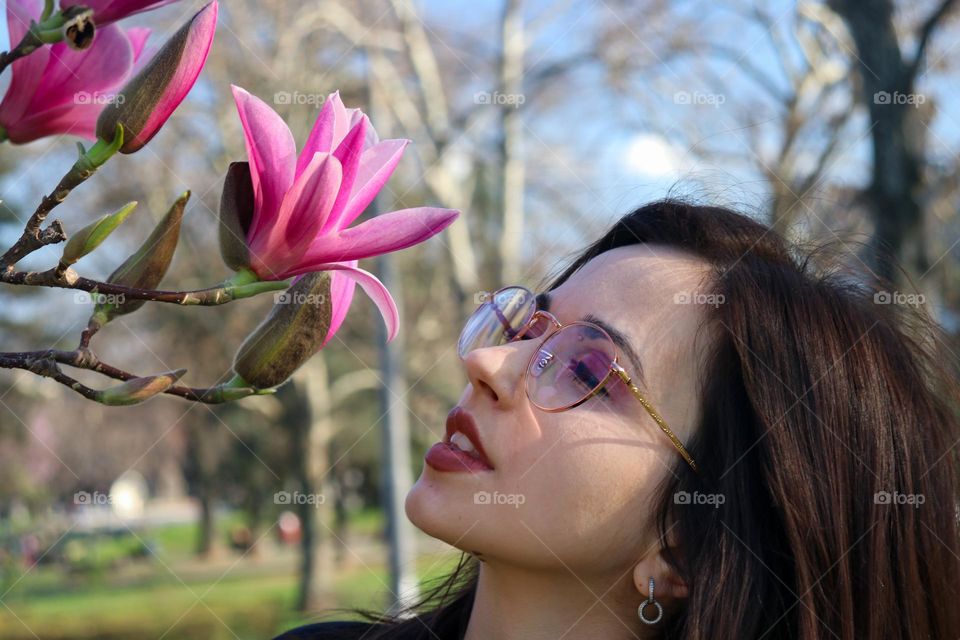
[406, 244, 713, 576]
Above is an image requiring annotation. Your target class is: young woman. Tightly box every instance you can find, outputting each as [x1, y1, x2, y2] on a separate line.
[276, 199, 960, 639]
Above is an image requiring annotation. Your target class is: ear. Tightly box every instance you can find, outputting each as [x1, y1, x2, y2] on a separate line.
[633, 551, 689, 603]
[632, 528, 689, 603]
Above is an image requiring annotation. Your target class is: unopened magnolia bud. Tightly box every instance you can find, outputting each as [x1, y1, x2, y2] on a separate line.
[232, 272, 332, 389]
[93, 192, 188, 323]
[218, 162, 254, 271]
[95, 1, 218, 153]
[96, 369, 186, 406]
[61, 201, 137, 266]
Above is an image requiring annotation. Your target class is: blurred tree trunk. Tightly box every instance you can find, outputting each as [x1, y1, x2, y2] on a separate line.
[828, 0, 956, 283]
[284, 358, 335, 612]
[184, 419, 224, 559]
[498, 0, 526, 284]
[197, 491, 215, 556]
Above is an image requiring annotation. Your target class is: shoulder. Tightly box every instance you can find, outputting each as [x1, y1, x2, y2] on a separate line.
[272, 620, 378, 640]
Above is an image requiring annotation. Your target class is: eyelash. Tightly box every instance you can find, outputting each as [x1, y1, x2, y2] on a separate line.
[515, 329, 612, 400]
[571, 360, 610, 398]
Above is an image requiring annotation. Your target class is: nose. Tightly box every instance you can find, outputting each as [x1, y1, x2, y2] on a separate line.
[461, 343, 528, 408]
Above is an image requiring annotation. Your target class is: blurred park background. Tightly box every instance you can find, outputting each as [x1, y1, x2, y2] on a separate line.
[2, 0, 960, 637]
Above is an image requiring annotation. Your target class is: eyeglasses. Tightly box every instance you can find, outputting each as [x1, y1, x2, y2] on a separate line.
[458, 285, 699, 473]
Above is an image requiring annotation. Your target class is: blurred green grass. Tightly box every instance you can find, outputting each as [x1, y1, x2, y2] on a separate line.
[0, 510, 458, 640]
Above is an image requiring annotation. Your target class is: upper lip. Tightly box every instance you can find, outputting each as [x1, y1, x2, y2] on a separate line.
[445, 406, 494, 469]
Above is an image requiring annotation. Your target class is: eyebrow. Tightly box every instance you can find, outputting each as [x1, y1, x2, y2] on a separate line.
[535, 291, 648, 389]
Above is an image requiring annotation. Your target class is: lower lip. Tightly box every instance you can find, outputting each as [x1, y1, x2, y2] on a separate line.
[425, 442, 493, 473]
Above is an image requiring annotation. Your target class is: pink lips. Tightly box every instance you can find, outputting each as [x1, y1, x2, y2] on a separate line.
[424, 406, 494, 472]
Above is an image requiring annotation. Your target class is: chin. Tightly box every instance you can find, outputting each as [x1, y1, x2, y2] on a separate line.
[405, 475, 482, 547]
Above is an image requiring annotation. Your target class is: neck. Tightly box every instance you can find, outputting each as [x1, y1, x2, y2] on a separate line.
[462, 558, 653, 640]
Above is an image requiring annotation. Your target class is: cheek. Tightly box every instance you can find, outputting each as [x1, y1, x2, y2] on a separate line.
[530, 434, 655, 512]
[404, 411, 669, 571]
[502, 414, 666, 567]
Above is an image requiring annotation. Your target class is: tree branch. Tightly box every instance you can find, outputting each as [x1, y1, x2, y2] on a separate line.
[0, 348, 248, 404]
[907, 0, 958, 81]
[0, 268, 288, 306]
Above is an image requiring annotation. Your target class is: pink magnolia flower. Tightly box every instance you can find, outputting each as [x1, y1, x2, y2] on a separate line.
[229, 86, 459, 343]
[60, 0, 180, 25]
[0, 0, 150, 143]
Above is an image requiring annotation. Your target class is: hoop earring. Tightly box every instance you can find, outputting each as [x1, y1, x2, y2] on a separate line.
[638, 576, 663, 625]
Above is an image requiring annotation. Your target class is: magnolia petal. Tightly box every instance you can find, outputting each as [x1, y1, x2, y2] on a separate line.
[0, 0, 51, 125]
[305, 207, 459, 264]
[334, 139, 409, 231]
[126, 27, 152, 61]
[320, 259, 360, 348]
[5, 0, 41, 44]
[249, 151, 342, 265]
[295, 91, 337, 178]
[33, 25, 134, 108]
[61, 0, 179, 25]
[327, 92, 363, 150]
[321, 116, 368, 235]
[231, 85, 297, 239]
[311, 262, 399, 343]
[11, 102, 103, 140]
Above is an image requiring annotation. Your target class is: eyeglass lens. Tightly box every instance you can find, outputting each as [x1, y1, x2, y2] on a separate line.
[458, 288, 617, 410]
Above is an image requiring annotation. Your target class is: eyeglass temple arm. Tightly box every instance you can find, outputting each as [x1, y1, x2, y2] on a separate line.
[493, 305, 521, 338]
[612, 366, 699, 474]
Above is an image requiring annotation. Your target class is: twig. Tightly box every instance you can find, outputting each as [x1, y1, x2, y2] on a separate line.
[0, 268, 288, 305]
[0, 349, 255, 404]
[0, 136, 120, 272]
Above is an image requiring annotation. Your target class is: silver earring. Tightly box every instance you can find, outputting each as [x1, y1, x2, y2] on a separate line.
[638, 576, 663, 625]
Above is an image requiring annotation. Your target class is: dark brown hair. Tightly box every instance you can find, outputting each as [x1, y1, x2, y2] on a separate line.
[306, 199, 960, 639]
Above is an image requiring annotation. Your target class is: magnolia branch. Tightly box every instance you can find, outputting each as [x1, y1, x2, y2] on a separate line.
[0, 136, 118, 272]
[0, 268, 288, 306]
[0, 348, 254, 404]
